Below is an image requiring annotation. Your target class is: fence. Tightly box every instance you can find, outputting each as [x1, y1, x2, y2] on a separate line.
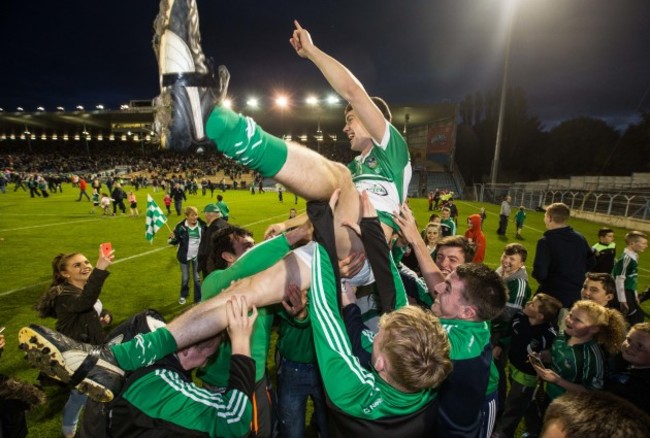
[470, 182, 650, 230]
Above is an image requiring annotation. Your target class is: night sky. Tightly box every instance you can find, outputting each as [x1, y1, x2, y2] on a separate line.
[1, 0, 649, 130]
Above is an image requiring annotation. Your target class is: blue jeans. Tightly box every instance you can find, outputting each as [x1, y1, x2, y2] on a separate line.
[277, 357, 328, 438]
[180, 259, 201, 302]
[62, 389, 87, 436]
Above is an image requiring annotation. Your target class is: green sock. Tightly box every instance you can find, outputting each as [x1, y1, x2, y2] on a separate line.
[110, 327, 178, 371]
[205, 106, 288, 177]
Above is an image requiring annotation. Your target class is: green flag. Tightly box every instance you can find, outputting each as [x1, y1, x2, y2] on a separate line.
[145, 194, 167, 242]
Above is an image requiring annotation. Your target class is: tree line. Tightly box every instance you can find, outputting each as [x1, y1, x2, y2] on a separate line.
[454, 87, 650, 183]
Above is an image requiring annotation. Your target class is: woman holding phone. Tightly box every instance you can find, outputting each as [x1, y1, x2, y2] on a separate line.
[35, 245, 115, 438]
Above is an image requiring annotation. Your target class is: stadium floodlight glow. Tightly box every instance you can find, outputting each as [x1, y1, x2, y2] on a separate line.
[10, 134, 16, 140]
[96, 104, 104, 110]
[41, 134, 47, 140]
[121, 134, 127, 141]
[120, 104, 129, 110]
[52, 134, 58, 140]
[56, 106, 65, 111]
[109, 134, 115, 141]
[36, 106, 45, 111]
[275, 95, 289, 108]
[0, 108, 3, 112]
[24, 130, 30, 135]
[97, 134, 103, 141]
[74, 134, 80, 140]
[76, 105, 84, 110]
[223, 98, 233, 109]
[246, 97, 259, 109]
[306, 95, 319, 106]
[326, 95, 339, 105]
[63, 134, 69, 141]
[17, 107, 24, 112]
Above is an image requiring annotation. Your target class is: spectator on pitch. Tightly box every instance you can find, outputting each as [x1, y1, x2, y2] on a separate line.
[497, 195, 511, 236]
[439, 207, 456, 237]
[612, 230, 648, 325]
[514, 206, 526, 239]
[163, 192, 172, 215]
[169, 206, 206, 305]
[540, 391, 650, 438]
[110, 183, 127, 216]
[34, 246, 115, 438]
[532, 202, 595, 312]
[127, 191, 139, 217]
[605, 322, 650, 415]
[581, 272, 618, 309]
[76, 177, 91, 201]
[492, 293, 562, 438]
[530, 300, 627, 435]
[170, 182, 187, 216]
[216, 194, 230, 221]
[196, 204, 228, 278]
[464, 213, 486, 263]
[590, 227, 616, 274]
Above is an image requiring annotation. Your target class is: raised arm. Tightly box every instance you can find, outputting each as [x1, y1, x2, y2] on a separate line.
[289, 20, 387, 143]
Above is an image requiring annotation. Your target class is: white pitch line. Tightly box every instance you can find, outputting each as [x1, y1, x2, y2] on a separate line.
[0, 218, 100, 232]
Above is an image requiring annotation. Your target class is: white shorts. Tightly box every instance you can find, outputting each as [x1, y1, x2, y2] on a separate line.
[292, 241, 375, 287]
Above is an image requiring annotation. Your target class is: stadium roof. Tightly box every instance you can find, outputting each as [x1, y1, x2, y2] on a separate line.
[0, 101, 457, 145]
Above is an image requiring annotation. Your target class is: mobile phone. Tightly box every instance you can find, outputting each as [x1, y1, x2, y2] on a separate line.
[100, 242, 112, 257]
[528, 353, 546, 370]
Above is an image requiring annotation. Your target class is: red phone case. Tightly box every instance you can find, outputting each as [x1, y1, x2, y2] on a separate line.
[101, 242, 112, 256]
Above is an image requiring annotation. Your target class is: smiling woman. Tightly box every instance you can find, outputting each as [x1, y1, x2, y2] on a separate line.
[33, 246, 115, 438]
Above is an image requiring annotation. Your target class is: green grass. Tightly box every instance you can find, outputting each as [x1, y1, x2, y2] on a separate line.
[0, 187, 648, 437]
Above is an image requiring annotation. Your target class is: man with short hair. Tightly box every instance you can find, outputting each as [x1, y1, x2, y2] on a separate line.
[532, 202, 595, 310]
[169, 206, 206, 304]
[497, 195, 511, 236]
[197, 203, 228, 278]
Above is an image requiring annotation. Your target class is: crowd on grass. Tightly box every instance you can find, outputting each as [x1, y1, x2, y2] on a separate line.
[3, 193, 649, 438]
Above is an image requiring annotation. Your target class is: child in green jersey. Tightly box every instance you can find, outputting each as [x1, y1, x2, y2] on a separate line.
[612, 231, 648, 324]
[530, 300, 627, 434]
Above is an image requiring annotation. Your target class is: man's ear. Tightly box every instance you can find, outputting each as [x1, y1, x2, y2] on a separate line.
[461, 304, 478, 320]
[221, 251, 236, 265]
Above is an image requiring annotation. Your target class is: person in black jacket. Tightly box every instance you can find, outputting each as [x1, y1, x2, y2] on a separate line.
[170, 182, 187, 216]
[169, 206, 207, 304]
[111, 183, 127, 216]
[532, 203, 596, 311]
[34, 246, 115, 438]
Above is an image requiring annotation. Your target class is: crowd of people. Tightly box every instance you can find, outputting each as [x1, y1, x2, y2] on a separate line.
[4, 18, 650, 438]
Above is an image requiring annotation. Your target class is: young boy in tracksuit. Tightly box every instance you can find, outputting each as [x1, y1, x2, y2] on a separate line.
[493, 293, 562, 438]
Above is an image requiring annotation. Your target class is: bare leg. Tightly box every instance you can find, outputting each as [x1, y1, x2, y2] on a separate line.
[166, 253, 311, 349]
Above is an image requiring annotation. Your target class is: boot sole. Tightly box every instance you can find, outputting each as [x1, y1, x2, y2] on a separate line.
[19, 327, 116, 402]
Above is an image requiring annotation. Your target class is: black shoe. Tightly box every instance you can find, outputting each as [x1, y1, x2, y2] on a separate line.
[19, 324, 124, 402]
[154, 0, 229, 152]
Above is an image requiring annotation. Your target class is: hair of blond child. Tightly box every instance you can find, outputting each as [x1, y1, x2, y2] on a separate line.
[571, 300, 627, 354]
[625, 230, 648, 245]
[631, 322, 650, 336]
[542, 391, 650, 438]
[377, 305, 452, 393]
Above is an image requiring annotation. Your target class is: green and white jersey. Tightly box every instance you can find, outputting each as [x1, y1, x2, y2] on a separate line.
[506, 277, 531, 310]
[198, 234, 292, 385]
[612, 248, 639, 301]
[309, 243, 434, 419]
[347, 123, 411, 230]
[546, 333, 604, 400]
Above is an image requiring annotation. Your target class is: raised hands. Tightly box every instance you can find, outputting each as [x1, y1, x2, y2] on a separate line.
[226, 296, 258, 356]
[289, 20, 315, 59]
